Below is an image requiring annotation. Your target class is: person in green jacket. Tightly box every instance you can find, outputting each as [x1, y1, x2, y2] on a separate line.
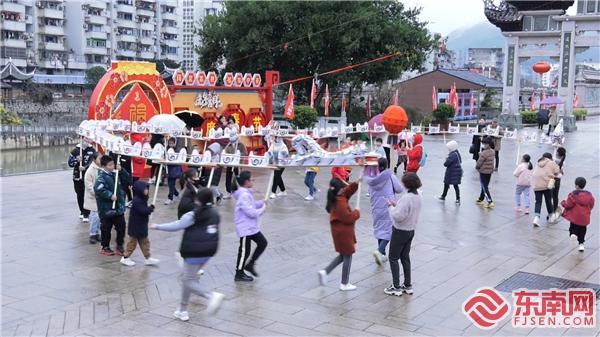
[95, 155, 130, 256]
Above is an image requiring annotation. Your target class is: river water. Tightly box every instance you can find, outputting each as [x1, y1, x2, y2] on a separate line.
[0, 145, 74, 176]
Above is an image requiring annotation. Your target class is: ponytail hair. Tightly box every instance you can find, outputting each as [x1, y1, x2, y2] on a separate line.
[522, 154, 533, 170]
[194, 188, 215, 225]
[326, 179, 346, 213]
[179, 168, 198, 190]
[232, 170, 252, 192]
[556, 147, 566, 169]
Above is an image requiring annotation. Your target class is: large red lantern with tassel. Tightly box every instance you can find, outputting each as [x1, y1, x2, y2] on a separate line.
[382, 105, 408, 134]
[532, 61, 551, 74]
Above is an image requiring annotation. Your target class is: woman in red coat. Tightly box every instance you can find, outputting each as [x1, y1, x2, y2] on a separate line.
[318, 179, 360, 291]
[406, 133, 423, 173]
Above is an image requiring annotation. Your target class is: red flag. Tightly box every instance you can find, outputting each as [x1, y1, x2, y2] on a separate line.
[530, 91, 535, 111]
[450, 83, 459, 113]
[366, 94, 371, 118]
[341, 93, 347, 114]
[284, 84, 295, 120]
[310, 79, 316, 109]
[393, 89, 399, 105]
[432, 86, 437, 111]
[470, 91, 475, 115]
[573, 94, 579, 108]
[324, 84, 330, 116]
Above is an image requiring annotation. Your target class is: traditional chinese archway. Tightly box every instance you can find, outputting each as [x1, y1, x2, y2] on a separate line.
[88, 61, 173, 121]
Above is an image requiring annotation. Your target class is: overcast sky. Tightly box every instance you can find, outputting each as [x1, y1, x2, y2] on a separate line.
[402, 0, 577, 36]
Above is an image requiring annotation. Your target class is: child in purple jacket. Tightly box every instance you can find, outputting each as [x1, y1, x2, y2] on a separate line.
[233, 171, 267, 282]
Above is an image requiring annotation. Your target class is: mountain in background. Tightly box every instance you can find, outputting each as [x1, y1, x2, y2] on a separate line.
[446, 21, 505, 51]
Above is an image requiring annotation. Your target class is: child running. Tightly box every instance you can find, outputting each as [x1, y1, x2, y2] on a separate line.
[561, 177, 595, 252]
[120, 181, 159, 266]
[233, 171, 267, 282]
[318, 178, 361, 291]
[384, 172, 422, 296]
[513, 154, 533, 214]
[150, 188, 224, 321]
[304, 166, 320, 200]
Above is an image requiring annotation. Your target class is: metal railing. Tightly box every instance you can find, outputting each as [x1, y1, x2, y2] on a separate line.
[1, 125, 78, 134]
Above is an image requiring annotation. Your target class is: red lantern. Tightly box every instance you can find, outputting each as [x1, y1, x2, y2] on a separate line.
[382, 105, 408, 134]
[533, 61, 551, 74]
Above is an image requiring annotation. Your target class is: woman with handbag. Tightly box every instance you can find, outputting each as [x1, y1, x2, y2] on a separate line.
[150, 188, 224, 321]
[531, 153, 560, 227]
[365, 158, 403, 265]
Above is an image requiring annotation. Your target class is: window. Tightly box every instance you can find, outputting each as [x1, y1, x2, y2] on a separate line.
[587, 0, 597, 12]
[533, 16, 548, 31]
[549, 18, 560, 31]
[577, 0, 585, 13]
[0, 46, 27, 59]
[523, 16, 532, 31]
[87, 38, 106, 48]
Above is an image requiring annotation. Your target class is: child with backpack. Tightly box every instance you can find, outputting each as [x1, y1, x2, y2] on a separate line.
[406, 134, 425, 173]
[513, 154, 533, 214]
[150, 188, 224, 321]
[318, 178, 361, 291]
[233, 171, 267, 282]
[560, 177, 595, 252]
[120, 181, 159, 266]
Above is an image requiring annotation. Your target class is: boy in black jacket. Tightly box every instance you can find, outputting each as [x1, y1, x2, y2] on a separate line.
[120, 181, 159, 266]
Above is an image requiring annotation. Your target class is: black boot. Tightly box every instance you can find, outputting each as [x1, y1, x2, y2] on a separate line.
[244, 263, 259, 277]
[89, 235, 97, 244]
[234, 270, 254, 282]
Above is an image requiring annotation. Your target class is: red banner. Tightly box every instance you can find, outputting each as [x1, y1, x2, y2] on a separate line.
[284, 84, 295, 120]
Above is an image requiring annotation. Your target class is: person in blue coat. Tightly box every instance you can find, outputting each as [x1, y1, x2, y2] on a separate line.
[437, 140, 463, 204]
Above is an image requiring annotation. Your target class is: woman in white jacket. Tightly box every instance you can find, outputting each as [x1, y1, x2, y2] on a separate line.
[84, 153, 102, 244]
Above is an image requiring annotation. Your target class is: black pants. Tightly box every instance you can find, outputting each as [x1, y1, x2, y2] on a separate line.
[552, 178, 561, 212]
[236, 232, 268, 271]
[478, 173, 493, 202]
[73, 180, 89, 217]
[123, 182, 133, 202]
[384, 147, 391, 168]
[272, 168, 286, 193]
[225, 167, 239, 194]
[538, 122, 544, 130]
[441, 183, 460, 201]
[100, 215, 126, 249]
[389, 228, 414, 288]
[569, 223, 587, 244]
[494, 150, 499, 169]
[534, 189, 553, 217]
[547, 125, 554, 136]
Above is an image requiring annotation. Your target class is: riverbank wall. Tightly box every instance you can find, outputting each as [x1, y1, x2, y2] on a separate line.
[1, 126, 78, 150]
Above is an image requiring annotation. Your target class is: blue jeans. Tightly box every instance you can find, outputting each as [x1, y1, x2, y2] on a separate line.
[378, 239, 389, 256]
[168, 177, 179, 200]
[515, 185, 531, 209]
[304, 171, 317, 196]
[89, 211, 101, 236]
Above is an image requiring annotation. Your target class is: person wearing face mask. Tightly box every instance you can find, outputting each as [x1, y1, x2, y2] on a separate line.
[178, 168, 201, 219]
[68, 139, 96, 223]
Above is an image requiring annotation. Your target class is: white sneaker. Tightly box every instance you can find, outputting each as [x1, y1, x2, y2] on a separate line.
[174, 252, 184, 268]
[318, 270, 327, 286]
[79, 214, 84, 220]
[578, 244, 585, 252]
[373, 250, 383, 266]
[548, 212, 560, 224]
[206, 292, 224, 314]
[149, 177, 155, 184]
[533, 216, 540, 227]
[126, 201, 133, 208]
[82, 217, 89, 223]
[276, 191, 287, 197]
[340, 283, 357, 291]
[120, 257, 136, 266]
[570, 234, 578, 247]
[173, 310, 189, 321]
[198, 269, 205, 276]
[304, 195, 314, 201]
[222, 193, 232, 200]
[164, 199, 172, 205]
[381, 255, 389, 263]
[269, 193, 277, 199]
[365, 192, 370, 197]
[144, 257, 160, 265]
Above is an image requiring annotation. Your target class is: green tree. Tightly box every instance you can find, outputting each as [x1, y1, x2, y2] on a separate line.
[0, 104, 23, 125]
[196, 1, 433, 108]
[153, 58, 180, 73]
[480, 88, 497, 108]
[85, 66, 107, 88]
[288, 105, 318, 129]
[432, 103, 455, 121]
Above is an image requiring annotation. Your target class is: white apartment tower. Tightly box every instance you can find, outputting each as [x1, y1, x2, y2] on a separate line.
[181, 0, 222, 70]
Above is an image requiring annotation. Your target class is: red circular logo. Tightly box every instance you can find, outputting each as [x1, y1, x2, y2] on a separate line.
[463, 287, 510, 329]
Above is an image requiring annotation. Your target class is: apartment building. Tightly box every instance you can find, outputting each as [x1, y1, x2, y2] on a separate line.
[181, 0, 222, 70]
[1, 0, 183, 75]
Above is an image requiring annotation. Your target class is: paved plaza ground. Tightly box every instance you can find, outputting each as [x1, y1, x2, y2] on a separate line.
[1, 118, 599, 336]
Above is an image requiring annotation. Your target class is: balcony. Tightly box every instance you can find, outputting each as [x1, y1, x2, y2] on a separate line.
[116, 3, 135, 14]
[116, 19, 136, 29]
[117, 33, 136, 43]
[87, 0, 106, 10]
[85, 46, 108, 55]
[86, 14, 107, 25]
[161, 12, 177, 21]
[162, 38, 178, 47]
[0, 1, 26, 13]
[0, 57, 26, 68]
[138, 22, 154, 31]
[86, 31, 107, 40]
[1, 20, 26, 32]
[67, 60, 87, 70]
[162, 25, 178, 35]
[0, 38, 26, 48]
[139, 36, 154, 45]
[139, 51, 155, 59]
[41, 42, 65, 51]
[39, 25, 65, 35]
[38, 59, 65, 70]
[39, 8, 64, 20]
[116, 49, 136, 58]
[136, 8, 155, 17]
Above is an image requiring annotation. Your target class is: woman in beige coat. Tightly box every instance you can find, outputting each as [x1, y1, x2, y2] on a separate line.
[84, 153, 102, 244]
[475, 137, 495, 208]
[531, 153, 560, 227]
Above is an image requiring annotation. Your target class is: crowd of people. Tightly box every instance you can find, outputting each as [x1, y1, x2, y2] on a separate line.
[66, 120, 595, 322]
